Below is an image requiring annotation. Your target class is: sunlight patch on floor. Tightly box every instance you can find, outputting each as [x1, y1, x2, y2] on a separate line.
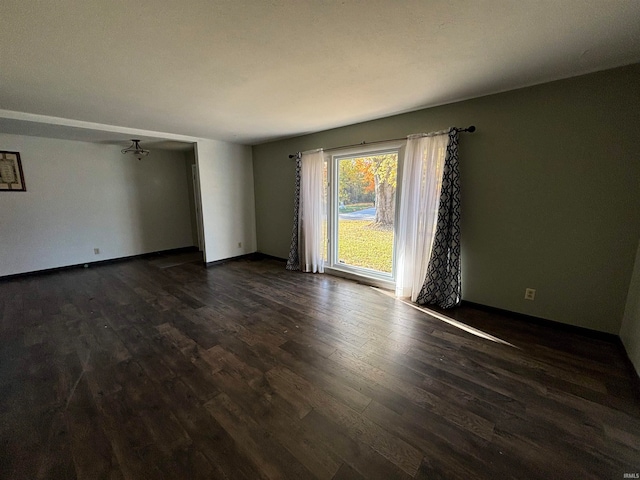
[372, 287, 519, 348]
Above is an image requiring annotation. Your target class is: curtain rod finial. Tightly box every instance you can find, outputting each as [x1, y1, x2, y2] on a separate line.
[467, 125, 476, 133]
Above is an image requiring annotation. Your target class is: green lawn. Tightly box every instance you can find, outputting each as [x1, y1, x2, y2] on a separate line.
[337, 220, 394, 273]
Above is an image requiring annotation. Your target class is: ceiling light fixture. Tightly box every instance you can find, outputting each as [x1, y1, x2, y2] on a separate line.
[121, 139, 150, 160]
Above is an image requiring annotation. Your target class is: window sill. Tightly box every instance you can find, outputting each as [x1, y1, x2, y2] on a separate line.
[324, 266, 396, 291]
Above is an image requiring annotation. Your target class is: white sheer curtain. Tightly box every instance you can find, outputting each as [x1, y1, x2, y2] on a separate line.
[299, 149, 325, 273]
[395, 133, 449, 300]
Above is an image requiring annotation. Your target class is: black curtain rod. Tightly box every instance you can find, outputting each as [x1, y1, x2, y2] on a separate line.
[289, 125, 476, 158]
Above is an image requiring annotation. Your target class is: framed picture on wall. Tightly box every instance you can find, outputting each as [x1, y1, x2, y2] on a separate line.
[0, 151, 26, 191]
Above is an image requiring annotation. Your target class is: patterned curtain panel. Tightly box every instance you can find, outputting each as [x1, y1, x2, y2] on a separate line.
[416, 128, 462, 308]
[285, 154, 301, 271]
[395, 131, 449, 301]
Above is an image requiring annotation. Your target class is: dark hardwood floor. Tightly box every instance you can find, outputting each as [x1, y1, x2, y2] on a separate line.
[1, 254, 639, 479]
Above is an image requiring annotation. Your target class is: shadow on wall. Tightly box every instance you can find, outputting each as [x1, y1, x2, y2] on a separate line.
[126, 144, 197, 256]
[183, 147, 202, 250]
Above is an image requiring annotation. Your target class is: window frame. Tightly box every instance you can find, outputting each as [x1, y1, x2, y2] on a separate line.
[324, 140, 405, 287]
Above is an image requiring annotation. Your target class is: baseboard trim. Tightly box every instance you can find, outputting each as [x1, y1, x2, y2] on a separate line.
[139, 246, 200, 260]
[252, 252, 287, 262]
[616, 338, 640, 387]
[460, 300, 619, 342]
[0, 245, 199, 281]
[205, 252, 261, 267]
[461, 301, 640, 389]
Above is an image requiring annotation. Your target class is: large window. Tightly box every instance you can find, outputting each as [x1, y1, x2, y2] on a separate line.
[325, 145, 401, 282]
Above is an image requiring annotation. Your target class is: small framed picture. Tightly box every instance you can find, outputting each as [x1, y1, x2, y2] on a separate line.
[0, 151, 26, 191]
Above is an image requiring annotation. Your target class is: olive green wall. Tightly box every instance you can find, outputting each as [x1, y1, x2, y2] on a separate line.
[621, 240, 640, 375]
[252, 64, 640, 334]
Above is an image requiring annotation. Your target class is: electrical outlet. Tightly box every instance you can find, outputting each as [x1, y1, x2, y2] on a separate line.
[237, 242, 242, 248]
[94, 248, 100, 255]
[524, 288, 536, 301]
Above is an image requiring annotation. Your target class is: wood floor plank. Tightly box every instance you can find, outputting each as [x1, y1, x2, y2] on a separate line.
[64, 371, 123, 479]
[204, 392, 316, 480]
[302, 408, 414, 480]
[210, 362, 344, 479]
[160, 378, 264, 480]
[332, 462, 367, 480]
[266, 365, 423, 476]
[329, 347, 496, 442]
[275, 338, 417, 416]
[1, 254, 638, 479]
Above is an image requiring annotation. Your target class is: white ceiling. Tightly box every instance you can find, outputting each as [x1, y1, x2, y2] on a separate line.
[1, 0, 639, 145]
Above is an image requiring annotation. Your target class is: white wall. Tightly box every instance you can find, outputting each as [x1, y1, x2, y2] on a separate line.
[621, 240, 640, 376]
[195, 139, 256, 262]
[0, 133, 194, 276]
